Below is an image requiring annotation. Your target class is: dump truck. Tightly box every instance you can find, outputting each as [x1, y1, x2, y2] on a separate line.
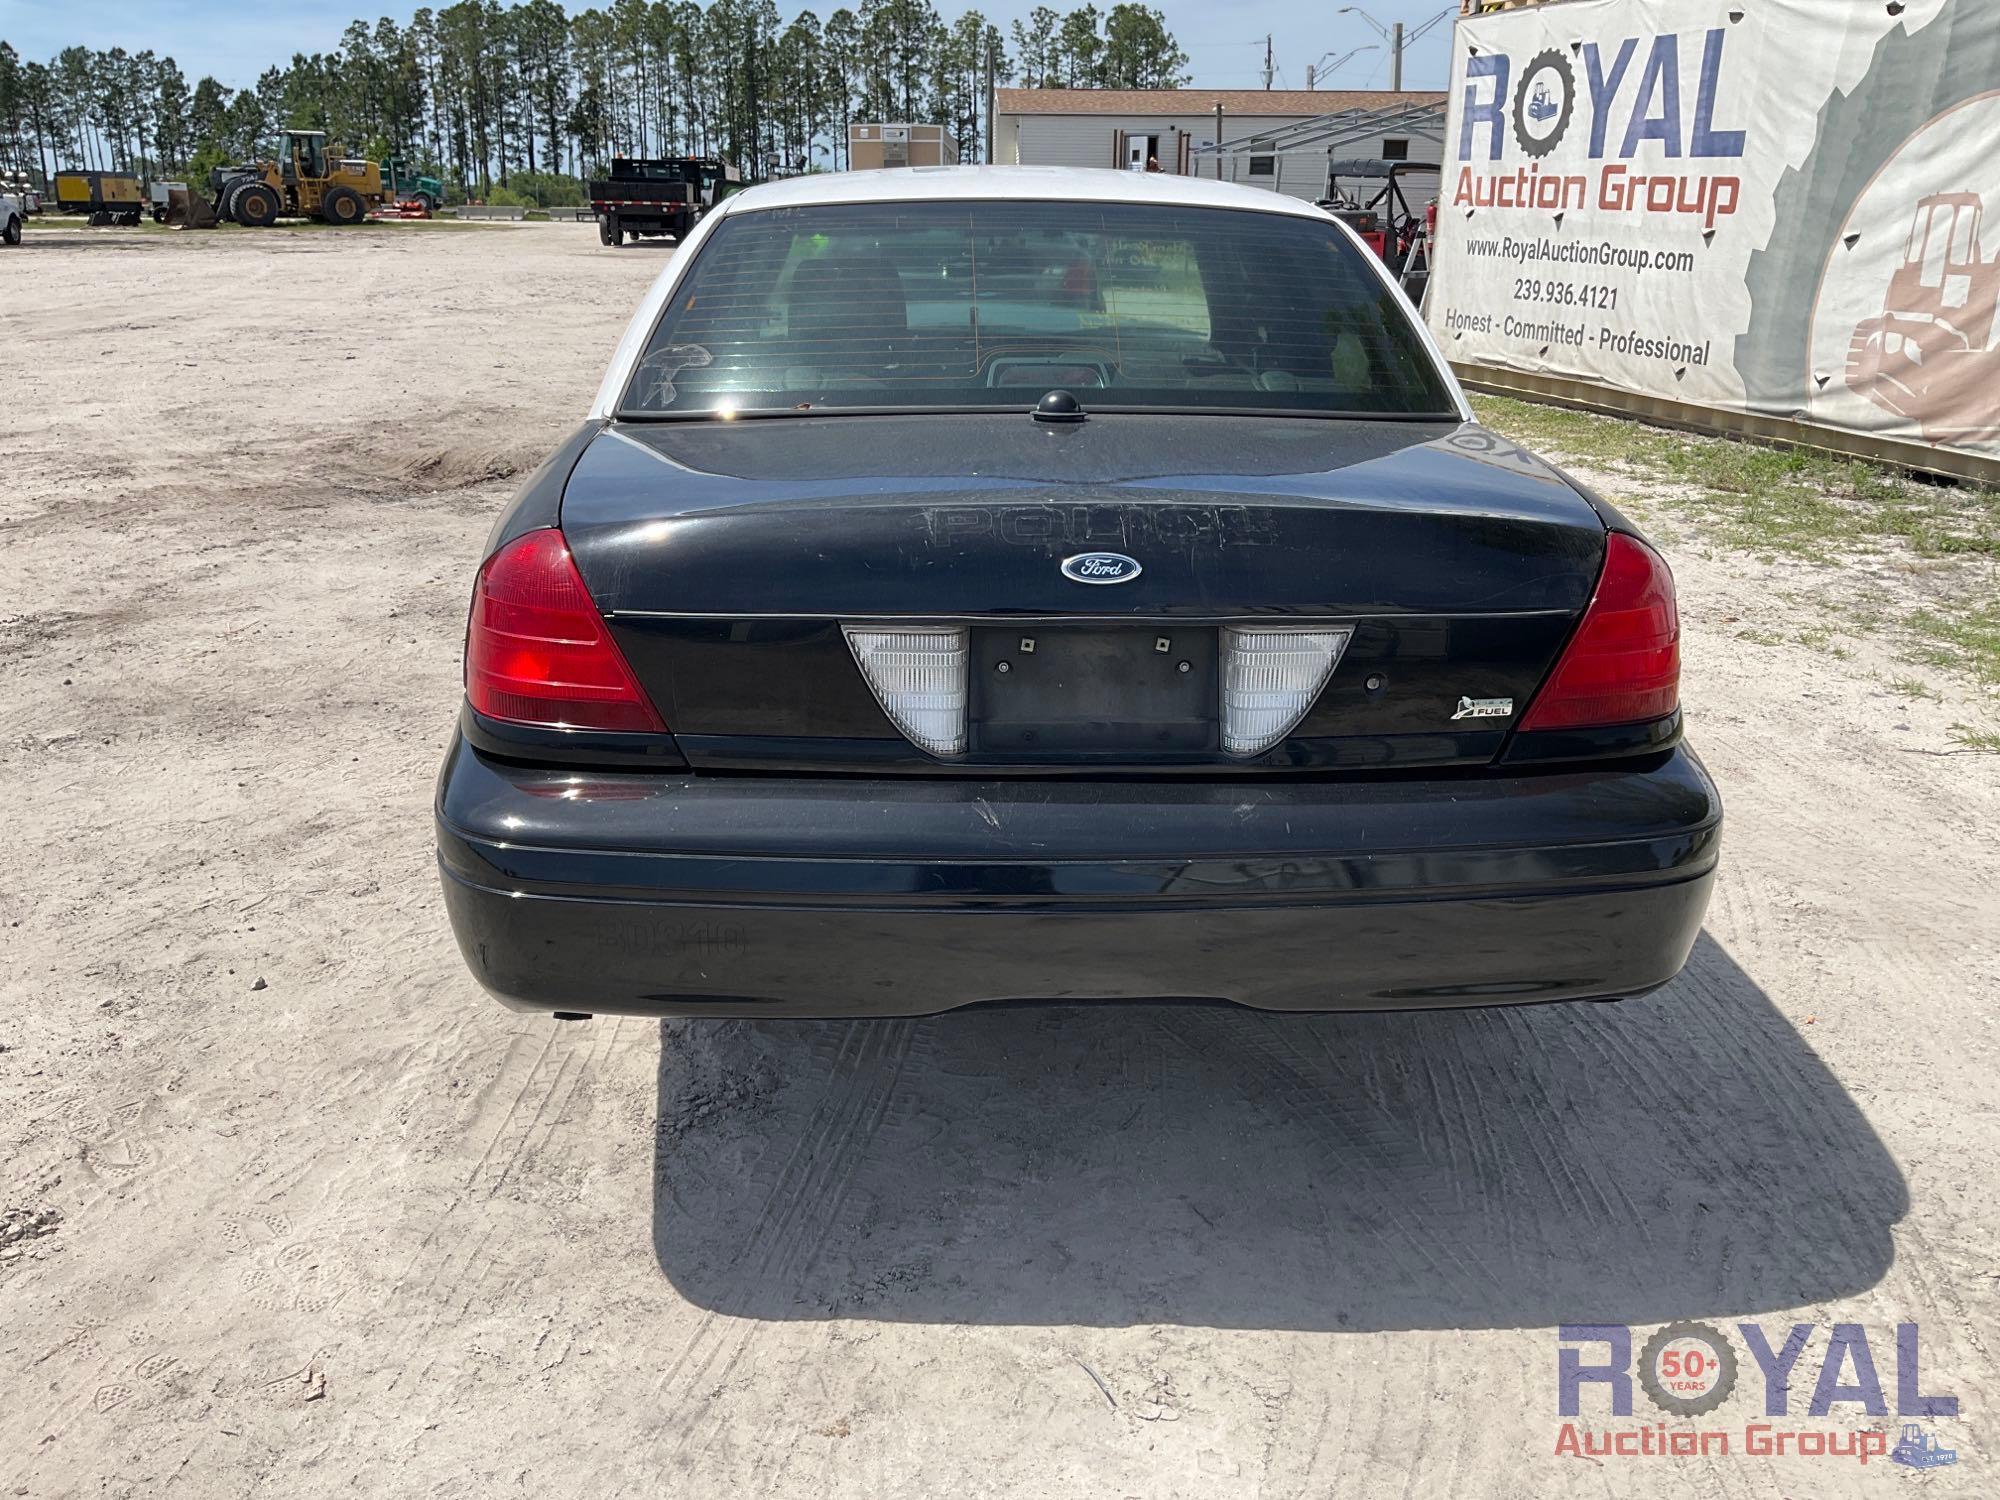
[1845, 191, 1999, 445]
[587, 157, 740, 246]
[211, 130, 385, 227]
[53, 170, 144, 226]
[382, 156, 445, 212]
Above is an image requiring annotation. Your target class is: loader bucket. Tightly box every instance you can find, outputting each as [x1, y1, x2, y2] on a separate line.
[165, 186, 218, 229]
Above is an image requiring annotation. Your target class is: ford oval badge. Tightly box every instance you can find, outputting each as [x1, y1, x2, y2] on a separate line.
[1060, 552, 1143, 585]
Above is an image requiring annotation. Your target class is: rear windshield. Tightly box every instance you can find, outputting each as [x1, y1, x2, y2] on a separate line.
[618, 200, 1454, 418]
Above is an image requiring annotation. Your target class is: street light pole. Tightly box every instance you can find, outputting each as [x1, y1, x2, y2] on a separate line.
[1337, 7, 1453, 92]
[1306, 44, 1379, 91]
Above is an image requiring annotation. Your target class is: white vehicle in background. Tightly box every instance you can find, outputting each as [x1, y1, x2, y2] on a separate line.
[2, 190, 24, 245]
[149, 180, 188, 223]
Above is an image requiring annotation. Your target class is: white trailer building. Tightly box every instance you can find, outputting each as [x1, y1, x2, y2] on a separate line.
[992, 88, 1447, 202]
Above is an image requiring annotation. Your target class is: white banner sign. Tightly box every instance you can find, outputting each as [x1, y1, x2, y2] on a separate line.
[1427, 0, 2000, 466]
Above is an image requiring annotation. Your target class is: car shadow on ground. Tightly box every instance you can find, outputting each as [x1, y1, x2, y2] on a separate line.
[649, 932, 1904, 1330]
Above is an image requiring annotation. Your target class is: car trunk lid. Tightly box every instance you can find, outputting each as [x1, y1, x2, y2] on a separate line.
[559, 414, 1607, 771]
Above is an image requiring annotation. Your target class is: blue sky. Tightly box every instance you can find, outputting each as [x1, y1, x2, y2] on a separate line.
[0, 0, 1455, 94]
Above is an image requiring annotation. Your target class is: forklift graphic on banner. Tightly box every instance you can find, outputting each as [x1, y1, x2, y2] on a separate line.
[1845, 192, 2000, 444]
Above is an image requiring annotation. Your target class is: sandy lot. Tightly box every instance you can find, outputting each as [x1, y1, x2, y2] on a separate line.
[2, 220, 1997, 1498]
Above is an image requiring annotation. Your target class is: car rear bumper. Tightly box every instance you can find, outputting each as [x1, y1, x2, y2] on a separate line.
[435, 736, 1720, 1017]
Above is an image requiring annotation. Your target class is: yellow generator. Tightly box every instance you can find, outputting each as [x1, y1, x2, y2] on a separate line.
[54, 170, 144, 226]
[211, 130, 385, 227]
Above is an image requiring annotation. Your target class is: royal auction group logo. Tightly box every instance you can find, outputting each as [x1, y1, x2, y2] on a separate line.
[1556, 1321, 1960, 1468]
[1635, 1321, 1738, 1417]
[1511, 49, 1577, 158]
[1455, 25, 1746, 229]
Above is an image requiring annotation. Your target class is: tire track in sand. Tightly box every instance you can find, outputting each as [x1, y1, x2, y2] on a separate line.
[634, 1018, 918, 1482]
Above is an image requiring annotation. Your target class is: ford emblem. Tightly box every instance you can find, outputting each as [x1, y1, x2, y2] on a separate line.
[1060, 552, 1143, 585]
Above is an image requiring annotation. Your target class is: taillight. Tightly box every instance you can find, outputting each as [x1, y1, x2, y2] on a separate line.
[1519, 533, 1679, 732]
[464, 529, 667, 733]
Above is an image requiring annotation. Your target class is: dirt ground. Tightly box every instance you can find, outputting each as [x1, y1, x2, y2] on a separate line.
[2, 220, 1997, 1498]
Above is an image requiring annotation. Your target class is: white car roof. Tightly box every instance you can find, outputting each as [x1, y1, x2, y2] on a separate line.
[714, 165, 1330, 220]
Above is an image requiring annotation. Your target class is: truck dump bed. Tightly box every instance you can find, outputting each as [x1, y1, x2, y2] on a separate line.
[587, 159, 729, 246]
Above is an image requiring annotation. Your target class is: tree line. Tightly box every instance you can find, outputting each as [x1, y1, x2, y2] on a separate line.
[0, 1, 1189, 202]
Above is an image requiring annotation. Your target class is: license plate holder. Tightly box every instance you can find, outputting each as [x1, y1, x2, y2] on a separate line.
[969, 626, 1218, 754]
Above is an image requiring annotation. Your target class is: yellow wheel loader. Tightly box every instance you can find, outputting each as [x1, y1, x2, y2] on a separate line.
[211, 130, 384, 228]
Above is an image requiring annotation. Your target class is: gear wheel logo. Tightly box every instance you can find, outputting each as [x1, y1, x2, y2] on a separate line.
[1638, 1321, 1739, 1416]
[1511, 49, 1577, 158]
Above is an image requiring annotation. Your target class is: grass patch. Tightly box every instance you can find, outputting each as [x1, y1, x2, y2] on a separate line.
[1794, 625, 1850, 659]
[1948, 723, 2000, 753]
[1887, 677, 1939, 701]
[1471, 394, 2000, 560]
[1473, 394, 2000, 691]
[1907, 603, 2000, 686]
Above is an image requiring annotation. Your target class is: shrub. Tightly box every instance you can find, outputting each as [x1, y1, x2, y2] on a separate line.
[504, 171, 588, 208]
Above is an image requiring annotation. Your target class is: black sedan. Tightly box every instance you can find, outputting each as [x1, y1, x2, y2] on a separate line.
[436, 168, 1719, 1018]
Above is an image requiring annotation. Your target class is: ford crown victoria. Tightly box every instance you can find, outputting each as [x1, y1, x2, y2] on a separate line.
[436, 166, 1719, 1018]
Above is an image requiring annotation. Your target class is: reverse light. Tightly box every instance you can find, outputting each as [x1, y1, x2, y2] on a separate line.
[1519, 532, 1680, 732]
[1220, 626, 1353, 756]
[465, 529, 667, 733]
[844, 626, 969, 757]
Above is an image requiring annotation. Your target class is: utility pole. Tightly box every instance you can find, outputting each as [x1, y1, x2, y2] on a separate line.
[984, 39, 997, 163]
[1263, 35, 1274, 90]
[1340, 7, 1446, 93]
[1214, 102, 1224, 179]
[1305, 64, 1315, 89]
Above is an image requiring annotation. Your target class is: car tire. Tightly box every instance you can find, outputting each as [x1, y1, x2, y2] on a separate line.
[600, 214, 619, 247]
[2, 214, 20, 246]
[322, 185, 365, 226]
